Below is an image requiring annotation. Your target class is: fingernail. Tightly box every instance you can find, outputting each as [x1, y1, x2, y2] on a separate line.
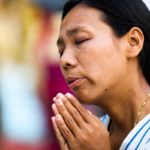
[53, 97, 56, 102]
[56, 98, 63, 105]
[52, 103, 56, 111]
[57, 93, 64, 98]
[65, 93, 72, 98]
[51, 116, 55, 121]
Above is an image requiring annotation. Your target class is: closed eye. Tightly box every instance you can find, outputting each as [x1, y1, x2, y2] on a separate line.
[75, 38, 90, 45]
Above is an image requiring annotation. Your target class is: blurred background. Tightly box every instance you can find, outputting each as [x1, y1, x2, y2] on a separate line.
[0, 0, 103, 150]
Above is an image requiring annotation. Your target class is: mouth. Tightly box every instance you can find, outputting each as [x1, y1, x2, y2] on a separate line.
[66, 77, 84, 88]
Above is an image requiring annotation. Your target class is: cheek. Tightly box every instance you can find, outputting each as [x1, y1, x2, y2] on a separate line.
[95, 57, 126, 92]
[81, 47, 126, 88]
[73, 55, 126, 104]
[79, 47, 114, 77]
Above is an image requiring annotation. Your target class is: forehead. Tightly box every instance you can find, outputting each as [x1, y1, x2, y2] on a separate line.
[59, 4, 105, 36]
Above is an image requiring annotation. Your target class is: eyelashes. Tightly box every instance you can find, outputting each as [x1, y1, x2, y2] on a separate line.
[75, 38, 89, 45]
[58, 38, 91, 57]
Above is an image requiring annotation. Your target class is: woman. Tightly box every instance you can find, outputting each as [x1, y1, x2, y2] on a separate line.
[51, 0, 150, 149]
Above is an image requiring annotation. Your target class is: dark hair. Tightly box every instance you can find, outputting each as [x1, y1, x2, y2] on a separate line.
[62, 0, 150, 85]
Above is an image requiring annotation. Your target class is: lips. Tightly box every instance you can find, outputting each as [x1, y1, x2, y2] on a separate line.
[67, 78, 77, 84]
[66, 77, 84, 88]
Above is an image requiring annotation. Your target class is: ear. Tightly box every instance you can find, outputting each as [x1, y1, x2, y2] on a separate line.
[125, 27, 144, 58]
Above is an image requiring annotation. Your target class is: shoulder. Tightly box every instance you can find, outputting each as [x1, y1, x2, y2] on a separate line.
[120, 113, 150, 150]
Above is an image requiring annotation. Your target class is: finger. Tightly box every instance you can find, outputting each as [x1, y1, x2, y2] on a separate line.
[51, 116, 69, 150]
[53, 96, 56, 102]
[55, 98, 80, 134]
[65, 93, 93, 123]
[57, 93, 86, 128]
[55, 114, 75, 146]
[52, 103, 59, 115]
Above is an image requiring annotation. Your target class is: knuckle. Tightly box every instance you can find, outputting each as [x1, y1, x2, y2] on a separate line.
[70, 109, 78, 117]
[59, 105, 66, 113]
[76, 127, 95, 144]
[87, 127, 95, 135]
[62, 126, 71, 137]
[84, 124, 97, 136]
[65, 129, 70, 136]
[58, 106, 67, 116]
[79, 107, 87, 117]
[65, 117, 75, 125]
[79, 134, 87, 144]
[92, 120, 100, 129]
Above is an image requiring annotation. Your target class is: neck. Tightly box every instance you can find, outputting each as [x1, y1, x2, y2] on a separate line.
[99, 72, 150, 133]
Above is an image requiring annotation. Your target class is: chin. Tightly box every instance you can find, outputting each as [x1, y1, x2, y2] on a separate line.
[74, 89, 96, 104]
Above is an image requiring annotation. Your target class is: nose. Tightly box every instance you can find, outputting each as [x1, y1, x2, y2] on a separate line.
[60, 49, 77, 71]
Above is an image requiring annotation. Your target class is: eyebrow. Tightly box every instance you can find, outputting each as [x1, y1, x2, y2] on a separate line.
[57, 26, 90, 46]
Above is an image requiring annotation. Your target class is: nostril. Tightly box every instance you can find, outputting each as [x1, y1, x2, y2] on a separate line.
[63, 63, 71, 70]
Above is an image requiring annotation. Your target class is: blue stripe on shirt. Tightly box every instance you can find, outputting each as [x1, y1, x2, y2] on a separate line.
[125, 119, 150, 150]
[101, 114, 107, 122]
[135, 126, 150, 149]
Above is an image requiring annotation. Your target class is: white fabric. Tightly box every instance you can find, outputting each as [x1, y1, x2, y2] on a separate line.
[120, 113, 150, 150]
[101, 113, 150, 150]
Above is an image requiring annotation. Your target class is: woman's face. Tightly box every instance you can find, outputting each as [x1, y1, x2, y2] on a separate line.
[57, 4, 128, 105]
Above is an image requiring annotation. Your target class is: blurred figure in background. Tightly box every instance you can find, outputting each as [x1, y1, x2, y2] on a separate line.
[0, 0, 47, 149]
[0, 0, 68, 149]
[0, 0, 103, 150]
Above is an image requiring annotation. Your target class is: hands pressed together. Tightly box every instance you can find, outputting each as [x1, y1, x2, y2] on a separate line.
[51, 93, 111, 150]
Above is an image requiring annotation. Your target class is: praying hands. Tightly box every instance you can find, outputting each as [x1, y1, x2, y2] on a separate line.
[51, 93, 111, 150]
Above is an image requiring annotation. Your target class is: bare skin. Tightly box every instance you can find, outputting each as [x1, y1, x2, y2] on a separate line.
[52, 4, 150, 150]
[52, 93, 111, 150]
